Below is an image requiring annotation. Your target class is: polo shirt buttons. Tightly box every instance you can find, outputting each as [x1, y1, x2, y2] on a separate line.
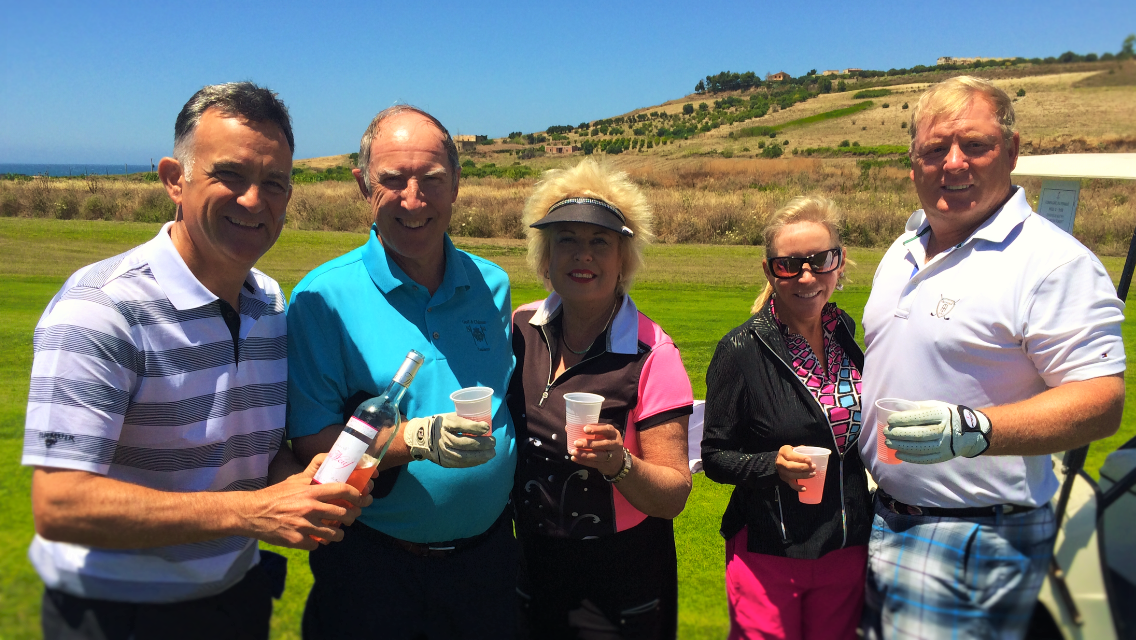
[433, 331, 440, 340]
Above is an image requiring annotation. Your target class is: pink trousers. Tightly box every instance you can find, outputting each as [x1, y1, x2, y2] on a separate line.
[725, 527, 866, 640]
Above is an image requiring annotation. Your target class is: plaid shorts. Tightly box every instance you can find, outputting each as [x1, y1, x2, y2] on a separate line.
[860, 496, 1056, 640]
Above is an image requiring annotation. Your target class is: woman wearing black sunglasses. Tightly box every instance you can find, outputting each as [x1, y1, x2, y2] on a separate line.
[701, 195, 870, 640]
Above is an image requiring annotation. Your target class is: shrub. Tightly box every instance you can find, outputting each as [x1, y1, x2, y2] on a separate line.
[760, 144, 783, 158]
[683, 104, 694, 115]
[1016, 88, 1026, 97]
[902, 102, 909, 109]
[853, 89, 892, 99]
[900, 122, 907, 128]
[838, 140, 850, 148]
[758, 141, 766, 148]
[852, 141, 860, 147]
[54, 193, 80, 220]
[782, 140, 789, 146]
[0, 192, 18, 216]
[881, 103, 890, 108]
[698, 103, 709, 112]
[82, 195, 113, 220]
[134, 189, 176, 222]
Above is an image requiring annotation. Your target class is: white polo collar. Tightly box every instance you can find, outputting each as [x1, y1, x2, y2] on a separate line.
[903, 186, 1030, 265]
[528, 293, 640, 355]
[146, 222, 264, 311]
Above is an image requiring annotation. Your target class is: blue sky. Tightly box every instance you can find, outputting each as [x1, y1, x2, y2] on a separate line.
[1, 1, 1132, 163]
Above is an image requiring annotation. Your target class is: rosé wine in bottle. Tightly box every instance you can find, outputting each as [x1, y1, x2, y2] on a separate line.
[309, 351, 424, 537]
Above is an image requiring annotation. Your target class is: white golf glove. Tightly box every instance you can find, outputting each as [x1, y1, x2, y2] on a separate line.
[884, 400, 992, 464]
[402, 413, 496, 468]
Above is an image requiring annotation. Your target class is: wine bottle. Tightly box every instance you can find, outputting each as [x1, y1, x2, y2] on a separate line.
[348, 350, 425, 468]
[308, 351, 425, 537]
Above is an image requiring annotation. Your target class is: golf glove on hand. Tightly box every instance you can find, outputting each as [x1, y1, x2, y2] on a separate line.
[403, 413, 496, 468]
[884, 400, 992, 464]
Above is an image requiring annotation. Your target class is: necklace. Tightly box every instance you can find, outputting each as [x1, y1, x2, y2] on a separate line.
[562, 300, 619, 356]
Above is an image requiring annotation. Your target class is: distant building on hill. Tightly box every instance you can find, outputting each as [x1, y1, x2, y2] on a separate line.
[546, 144, 580, 155]
[454, 134, 488, 151]
[937, 56, 1009, 66]
[768, 71, 791, 82]
[841, 68, 862, 75]
[822, 70, 841, 76]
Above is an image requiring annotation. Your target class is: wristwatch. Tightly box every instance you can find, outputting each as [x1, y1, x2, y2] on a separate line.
[604, 447, 633, 483]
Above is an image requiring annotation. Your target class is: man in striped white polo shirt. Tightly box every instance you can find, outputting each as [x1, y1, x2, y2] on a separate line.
[23, 83, 371, 640]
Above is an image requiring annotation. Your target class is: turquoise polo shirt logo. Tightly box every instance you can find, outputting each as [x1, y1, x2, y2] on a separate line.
[465, 320, 491, 351]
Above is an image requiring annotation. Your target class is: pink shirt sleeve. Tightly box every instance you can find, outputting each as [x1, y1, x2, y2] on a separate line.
[630, 341, 694, 430]
[614, 324, 693, 532]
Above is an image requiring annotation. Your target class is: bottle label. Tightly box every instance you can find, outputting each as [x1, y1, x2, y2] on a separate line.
[345, 417, 379, 440]
[312, 430, 370, 485]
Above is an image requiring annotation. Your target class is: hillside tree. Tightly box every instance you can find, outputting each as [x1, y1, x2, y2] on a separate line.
[1122, 34, 1135, 58]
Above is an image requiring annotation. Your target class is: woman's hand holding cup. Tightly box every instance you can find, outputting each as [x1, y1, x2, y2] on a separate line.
[775, 444, 816, 492]
[569, 424, 624, 477]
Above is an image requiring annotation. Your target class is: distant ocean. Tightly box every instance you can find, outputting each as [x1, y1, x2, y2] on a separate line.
[0, 163, 156, 177]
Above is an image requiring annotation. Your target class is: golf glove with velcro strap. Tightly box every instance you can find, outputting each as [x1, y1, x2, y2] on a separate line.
[403, 413, 495, 468]
[884, 400, 992, 464]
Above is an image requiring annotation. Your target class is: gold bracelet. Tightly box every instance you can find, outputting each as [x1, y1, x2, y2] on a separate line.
[604, 447, 633, 483]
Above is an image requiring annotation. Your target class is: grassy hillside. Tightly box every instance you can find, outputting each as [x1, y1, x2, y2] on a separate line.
[282, 60, 1136, 175]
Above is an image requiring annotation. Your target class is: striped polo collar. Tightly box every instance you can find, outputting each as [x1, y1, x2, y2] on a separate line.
[362, 225, 470, 298]
[528, 292, 639, 355]
[146, 222, 217, 310]
[146, 222, 269, 311]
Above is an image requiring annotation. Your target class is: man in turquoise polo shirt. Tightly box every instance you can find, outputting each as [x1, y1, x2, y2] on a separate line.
[287, 106, 517, 639]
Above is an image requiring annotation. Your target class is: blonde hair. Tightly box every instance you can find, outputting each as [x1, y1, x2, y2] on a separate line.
[909, 76, 1016, 153]
[523, 159, 654, 295]
[752, 195, 848, 314]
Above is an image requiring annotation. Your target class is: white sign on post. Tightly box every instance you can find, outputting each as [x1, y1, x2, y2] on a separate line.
[1036, 180, 1081, 235]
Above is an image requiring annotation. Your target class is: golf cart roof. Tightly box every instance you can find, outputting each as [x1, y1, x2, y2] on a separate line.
[1012, 153, 1136, 180]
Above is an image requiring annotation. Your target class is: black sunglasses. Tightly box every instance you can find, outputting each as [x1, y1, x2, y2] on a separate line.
[768, 247, 843, 279]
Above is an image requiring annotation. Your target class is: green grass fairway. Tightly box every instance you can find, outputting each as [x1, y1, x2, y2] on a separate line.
[2, 218, 1134, 639]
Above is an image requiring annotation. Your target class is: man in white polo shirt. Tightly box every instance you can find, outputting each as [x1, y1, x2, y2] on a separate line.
[859, 76, 1125, 639]
[23, 82, 370, 640]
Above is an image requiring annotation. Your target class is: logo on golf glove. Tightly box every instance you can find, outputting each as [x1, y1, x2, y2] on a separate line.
[884, 401, 991, 464]
[403, 413, 496, 468]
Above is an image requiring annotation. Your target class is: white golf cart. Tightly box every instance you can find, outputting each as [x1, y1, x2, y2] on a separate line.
[1011, 154, 1136, 640]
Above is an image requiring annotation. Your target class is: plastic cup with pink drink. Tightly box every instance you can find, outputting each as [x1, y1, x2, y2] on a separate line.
[564, 392, 604, 451]
[876, 398, 920, 464]
[793, 446, 831, 504]
[450, 387, 494, 433]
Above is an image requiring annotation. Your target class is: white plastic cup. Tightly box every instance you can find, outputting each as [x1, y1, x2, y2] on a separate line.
[793, 446, 831, 504]
[564, 392, 604, 448]
[875, 398, 920, 465]
[450, 387, 494, 426]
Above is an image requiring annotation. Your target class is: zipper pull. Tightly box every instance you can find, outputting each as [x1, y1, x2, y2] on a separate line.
[539, 384, 551, 407]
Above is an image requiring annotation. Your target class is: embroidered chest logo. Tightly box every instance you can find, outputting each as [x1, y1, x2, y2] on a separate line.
[40, 432, 75, 448]
[932, 295, 957, 320]
[464, 320, 491, 352]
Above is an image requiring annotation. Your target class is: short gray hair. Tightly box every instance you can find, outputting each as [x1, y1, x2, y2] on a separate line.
[173, 82, 294, 180]
[357, 105, 460, 196]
